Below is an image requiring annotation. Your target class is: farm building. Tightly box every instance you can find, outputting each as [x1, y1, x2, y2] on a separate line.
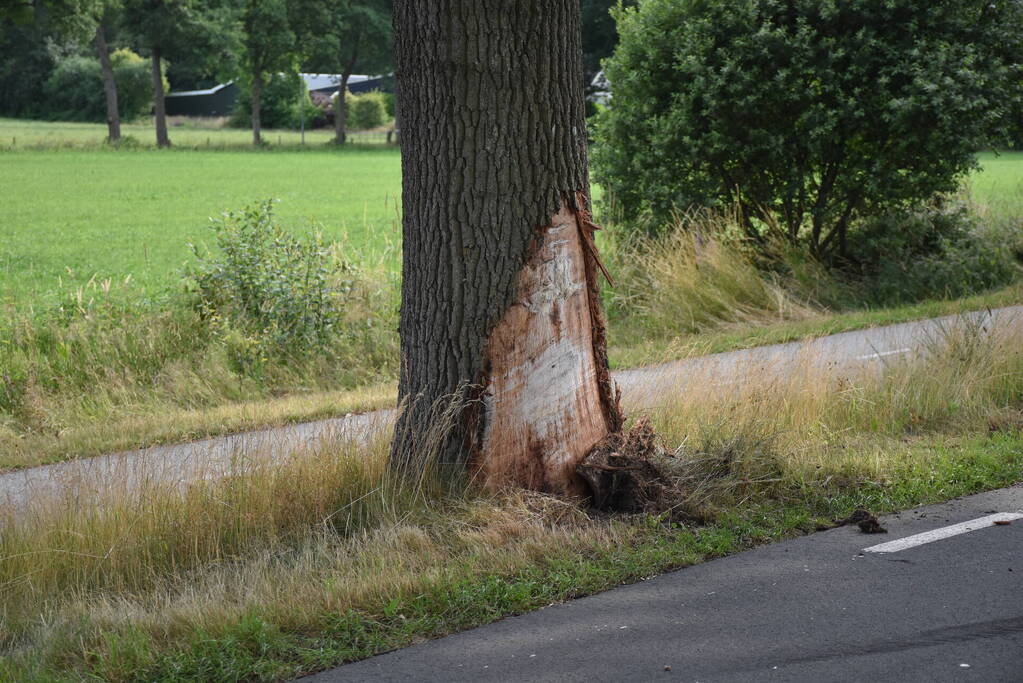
[164, 82, 239, 117]
[164, 74, 392, 117]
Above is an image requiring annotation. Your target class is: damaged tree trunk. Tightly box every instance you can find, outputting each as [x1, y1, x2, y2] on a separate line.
[390, 0, 622, 495]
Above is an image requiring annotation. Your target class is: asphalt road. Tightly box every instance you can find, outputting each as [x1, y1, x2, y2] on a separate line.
[2, 306, 1020, 510]
[305, 485, 1023, 683]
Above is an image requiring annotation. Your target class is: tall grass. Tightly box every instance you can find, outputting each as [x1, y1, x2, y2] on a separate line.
[0, 261, 399, 470]
[607, 209, 820, 343]
[1, 315, 1020, 679]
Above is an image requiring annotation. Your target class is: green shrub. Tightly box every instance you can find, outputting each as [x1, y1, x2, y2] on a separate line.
[110, 49, 157, 122]
[187, 200, 356, 363]
[846, 203, 1022, 305]
[41, 49, 158, 122]
[346, 91, 387, 130]
[594, 0, 1023, 262]
[229, 72, 306, 130]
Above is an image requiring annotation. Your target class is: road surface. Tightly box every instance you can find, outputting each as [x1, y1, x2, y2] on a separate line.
[305, 484, 1023, 683]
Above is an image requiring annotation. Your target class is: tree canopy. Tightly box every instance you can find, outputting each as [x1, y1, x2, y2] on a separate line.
[594, 0, 1023, 261]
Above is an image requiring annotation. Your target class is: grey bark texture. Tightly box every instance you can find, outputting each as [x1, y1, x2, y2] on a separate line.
[251, 74, 263, 145]
[390, 0, 621, 493]
[95, 23, 121, 143]
[151, 46, 170, 148]
[334, 72, 351, 144]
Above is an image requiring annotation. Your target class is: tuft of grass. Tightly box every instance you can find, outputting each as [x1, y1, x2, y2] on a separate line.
[1, 315, 1021, 680]
[606, 209, 820, 346]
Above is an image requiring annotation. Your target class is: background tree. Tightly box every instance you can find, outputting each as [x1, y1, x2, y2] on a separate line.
[235, 0, 296, 145]
[594, 0, 1023, 262]
[89, 1, 125, 141]
[0, 3, 69, 118]
[4, 0, 126, 140]
[121, 0, 216, 147]
[391, 0, 622, 494]
[297, 0, 391, 144]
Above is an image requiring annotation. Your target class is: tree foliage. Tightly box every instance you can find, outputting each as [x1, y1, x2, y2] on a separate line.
[294, 0, 391, 142]
[296, 0, 391, 78]
[594, 0, 1023, 261]
[42, 47, 157, 121]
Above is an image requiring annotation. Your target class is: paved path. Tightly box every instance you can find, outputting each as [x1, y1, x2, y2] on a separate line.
[305, 484, 1023, 683]
[3, 306, 1020, 511]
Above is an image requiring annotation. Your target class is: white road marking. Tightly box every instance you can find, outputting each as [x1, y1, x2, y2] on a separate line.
[856, 347, 911, 360]
[863, 512, 1023, 553]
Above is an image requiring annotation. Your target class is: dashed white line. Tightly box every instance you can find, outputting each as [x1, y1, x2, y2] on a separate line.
[863, 512, 1023, 553]
[856, 347, 911, 361]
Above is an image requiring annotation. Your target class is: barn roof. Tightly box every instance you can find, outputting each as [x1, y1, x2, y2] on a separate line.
[300, 73, 372, 91]
[165, 82, 235, 98]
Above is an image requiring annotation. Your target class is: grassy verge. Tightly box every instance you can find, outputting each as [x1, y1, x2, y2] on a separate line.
[3, 280, 1019, 472]
[608, 281, 1023, 369]
[2, 317, 1020, 681]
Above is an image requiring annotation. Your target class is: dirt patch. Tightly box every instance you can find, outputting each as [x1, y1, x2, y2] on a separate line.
[827, 508, 889, 534]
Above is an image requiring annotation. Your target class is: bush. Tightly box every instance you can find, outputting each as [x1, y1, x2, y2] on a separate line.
[110, 49, 156, 121]
[594, 0, 1023, 262]
[228, 72, 307, 130]
[41, 49, 158, 122]
[845, 202, 1022, 305]
[187, 200, 355, 364]
[346, 90, 387, 130]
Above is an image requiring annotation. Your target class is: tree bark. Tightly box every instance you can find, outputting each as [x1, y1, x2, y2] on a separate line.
[151, 45, 170, 148]
[251, 73, 263, 146]
[390, 0, 622, 496]
[333, 72, 350, 144]
[95, 23, 120, 144]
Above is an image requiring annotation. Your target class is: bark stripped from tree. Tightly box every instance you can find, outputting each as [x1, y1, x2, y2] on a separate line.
[391, 0, 622, 495]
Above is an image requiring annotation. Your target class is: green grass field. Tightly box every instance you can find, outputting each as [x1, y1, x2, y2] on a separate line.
[2, 118, 1020, 310]
[0, 142, 401, 308]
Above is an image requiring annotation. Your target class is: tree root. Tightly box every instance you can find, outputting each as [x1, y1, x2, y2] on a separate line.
[576, 417, 678, 514]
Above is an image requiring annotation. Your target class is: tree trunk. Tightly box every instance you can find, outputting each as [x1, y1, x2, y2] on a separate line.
[333, 72, 350, 144]
[95, 23, 120, 143]
[151, 45, 170, 148]
[251, 73, 263, 146]
[390, 0, 622, 496]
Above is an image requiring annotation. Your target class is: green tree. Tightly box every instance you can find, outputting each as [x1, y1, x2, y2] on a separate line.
[6, 0, 125, 140]
[295, 0, 391, 144]
[121, 0, 217, 147]
[237, 0, 296, 145]
[594, 0, 1023, 262]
